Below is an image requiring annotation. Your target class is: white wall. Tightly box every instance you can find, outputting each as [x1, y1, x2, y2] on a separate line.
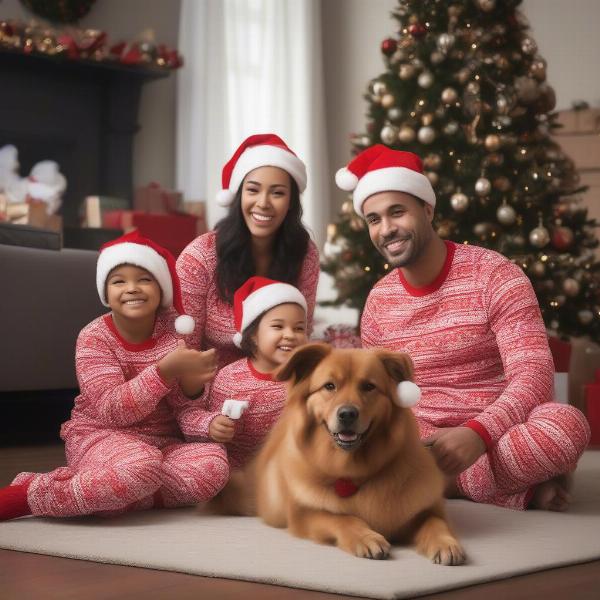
[321, 0, 600, 222]
[1, 0, 180, 189]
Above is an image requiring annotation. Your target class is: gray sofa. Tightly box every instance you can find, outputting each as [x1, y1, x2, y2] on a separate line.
[0, 243, 103, 392]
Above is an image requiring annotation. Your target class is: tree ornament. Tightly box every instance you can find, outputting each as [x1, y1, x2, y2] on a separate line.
[423, 153, 442, 170]
[418, 71, 434, 88]
[443, 121, 459, 135]
[515, 76, 540, 104]
[431, 50, 445, 65]
[520, 37, 538, 56]
[437, 33, 455, 53]
[417, 126, 436, 144]
[578, 310, 594, 325]
[551, 226, 575, 250]
[529, 57, 547, 81]
[563, 278, 581, 297]
[535, 84, 557, 112]
[399, 63, 416, 80]
[371, 81, 387, 97]
[475, 177, 492, 196]
[484, 134, 501, 151]
[450, 191, 469, 212]
[530, 261, 546, 277]
[408, 23, 426, 38]
[323, 224, 343, 259]
[380, 124, 399, 145]
[341, 200, 354, 215]
[456, 67, 471, 85]
[529, 222, 550, 248]
[349, 217, 365, 231]
[441, 87, 458, 104]
[476, 0, 496, 12]
[493, 176, 511, 192]
[381, 93, 396, 108]
[381, 37, 397, 56]
[398, 126, 416, 143]
[496, 200, 516, 225]
[421, 113, 435, 126]
[425, 171, 439, 186]
[388, 107, 403, 121]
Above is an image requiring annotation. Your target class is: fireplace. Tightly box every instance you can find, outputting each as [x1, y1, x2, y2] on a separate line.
[0, 49, 169, 226]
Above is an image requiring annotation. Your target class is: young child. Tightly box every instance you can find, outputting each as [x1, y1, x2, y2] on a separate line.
[178, 276, 308, 469]
[0, 231, 228, 521]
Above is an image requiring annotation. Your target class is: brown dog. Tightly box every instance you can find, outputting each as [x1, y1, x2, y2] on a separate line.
[211, 343, 465, 564]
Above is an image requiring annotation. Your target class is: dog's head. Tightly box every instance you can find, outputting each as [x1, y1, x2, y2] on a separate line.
[275, 343, 417, 453]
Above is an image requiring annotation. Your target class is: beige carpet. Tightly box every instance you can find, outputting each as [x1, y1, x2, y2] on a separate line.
[0, 451, 599, 600]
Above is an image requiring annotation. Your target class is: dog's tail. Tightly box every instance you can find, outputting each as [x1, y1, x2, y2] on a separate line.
[207, 469, 257, 516]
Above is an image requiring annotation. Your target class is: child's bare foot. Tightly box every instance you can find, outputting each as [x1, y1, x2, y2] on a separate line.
[531, 474, 573, 511]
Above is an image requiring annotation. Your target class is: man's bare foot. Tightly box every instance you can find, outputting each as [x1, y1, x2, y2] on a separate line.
[530, 474, 573, 511]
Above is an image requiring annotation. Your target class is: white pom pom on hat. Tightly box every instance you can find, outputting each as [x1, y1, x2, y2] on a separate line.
[335, 167, 359, 191]
[395, 380, 422, 408]
[216, 189, 235, 207]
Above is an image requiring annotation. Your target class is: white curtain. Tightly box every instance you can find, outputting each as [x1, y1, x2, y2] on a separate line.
[177, 0, 329, 247]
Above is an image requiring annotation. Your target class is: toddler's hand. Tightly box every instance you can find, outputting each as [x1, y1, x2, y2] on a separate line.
[209, 415, 235, 442]
[159, 341, 217, 382]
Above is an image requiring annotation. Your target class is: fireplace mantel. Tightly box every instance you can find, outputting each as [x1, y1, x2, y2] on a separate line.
[0, 49, 170, 226]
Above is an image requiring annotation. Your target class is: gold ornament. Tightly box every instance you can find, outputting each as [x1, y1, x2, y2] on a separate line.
[484, 134, 501, 151]
[425, 171, 439, 186]
[441, 87, 458, 104]
[418, 71, 434, 88]
[530, 261, 546, 277]
[521, 37, 538, 55]
[341, 200, 354, 215]
[421, 113, 435, 126]
[399, 64, 416, 80]
[493, 176, 511, 192]
[381, 93, 395, 108]
[475, 177, 491, 196]
[563, 278, 581, 297]
[398, 125, 416, 143]
[423, 153, 442, 170]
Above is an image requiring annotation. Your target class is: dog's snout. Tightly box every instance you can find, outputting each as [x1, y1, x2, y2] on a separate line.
[337, 405, 359, 425]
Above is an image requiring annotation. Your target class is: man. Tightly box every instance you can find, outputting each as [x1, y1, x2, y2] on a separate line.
[335, 145, 590, 511]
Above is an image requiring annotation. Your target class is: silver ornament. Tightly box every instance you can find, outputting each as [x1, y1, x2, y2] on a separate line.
[388, 107, 403, 121]
[441, 87, 458, 104]
[450, 192, 469, 212]
[417, 126, 436, 144]
[380, 125, 399, 145]
[578, 310, 593, 325]
[443, 121, 459, 135]
[372, 81, 387, 97]
[476, 0, 496, 12]
[496, 203, 516, 225]
[529, 225, 550, 248]
[563, 278, 581, 297]
[418, 71, 434, 88]
[437, 33, 456, 54]
[475, 177, 492, 196]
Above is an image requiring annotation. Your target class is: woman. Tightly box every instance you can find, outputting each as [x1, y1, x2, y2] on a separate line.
[176, 133, 320, 368]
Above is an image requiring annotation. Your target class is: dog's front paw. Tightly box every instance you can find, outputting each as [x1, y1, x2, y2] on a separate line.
[344, 530, 391, 560]
[430, 537, 466, 566]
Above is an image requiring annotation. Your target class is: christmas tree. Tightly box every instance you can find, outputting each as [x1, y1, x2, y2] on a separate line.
[321, 0, 600, 342]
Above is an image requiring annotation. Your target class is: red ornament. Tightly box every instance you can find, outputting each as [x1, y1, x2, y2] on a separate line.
[408, 23, 426, 38]
[381, 37, 397, 56]
[551, 226, 574, 251]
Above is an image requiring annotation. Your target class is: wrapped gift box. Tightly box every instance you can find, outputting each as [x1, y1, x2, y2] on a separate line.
[134, 182, 182, 214]
[103, 210, 202, 257]
[0, 197, 62, 233]
[584, 369, 600, 446]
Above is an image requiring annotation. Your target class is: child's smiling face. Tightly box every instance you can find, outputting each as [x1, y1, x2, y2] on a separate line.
[106, 264, 162, 321]
[253, 303, 308, 370]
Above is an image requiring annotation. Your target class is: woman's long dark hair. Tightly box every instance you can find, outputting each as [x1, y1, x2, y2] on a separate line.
[215, 175, 309, 303]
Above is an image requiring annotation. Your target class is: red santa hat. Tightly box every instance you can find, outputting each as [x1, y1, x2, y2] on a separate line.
[217, 133, 307, 207]
[335, 144, 436, 216]
[232, 276, 307, 347]
[96, 230, 195, 335]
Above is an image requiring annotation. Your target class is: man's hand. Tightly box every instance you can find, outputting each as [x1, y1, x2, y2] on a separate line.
[209, 415, 235, 443]
[423, 427, 486, 476]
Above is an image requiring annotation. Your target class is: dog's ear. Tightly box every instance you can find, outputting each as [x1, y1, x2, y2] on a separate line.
[274, 343, 332, 384]
[375, 349, 415, 383]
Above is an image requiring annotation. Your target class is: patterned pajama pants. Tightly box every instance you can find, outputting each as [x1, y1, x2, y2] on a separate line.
[418, 403, 591, 510]
[12, 429, 229, 517]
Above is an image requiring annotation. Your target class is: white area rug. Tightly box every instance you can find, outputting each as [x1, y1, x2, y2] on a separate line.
[1, 451, 599, 599]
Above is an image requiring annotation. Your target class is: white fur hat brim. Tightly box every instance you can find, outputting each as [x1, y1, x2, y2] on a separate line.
[96, 242, 173, 308]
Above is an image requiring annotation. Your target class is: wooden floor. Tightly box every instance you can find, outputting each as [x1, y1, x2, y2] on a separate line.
[1, 445, 599, 600]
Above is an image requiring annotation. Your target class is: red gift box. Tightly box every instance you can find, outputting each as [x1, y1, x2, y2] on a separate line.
[548, 336, 571, 404]
[103, 210, 201, 257]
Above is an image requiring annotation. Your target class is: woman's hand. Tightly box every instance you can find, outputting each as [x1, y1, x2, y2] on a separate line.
[209, 415, 235, 442]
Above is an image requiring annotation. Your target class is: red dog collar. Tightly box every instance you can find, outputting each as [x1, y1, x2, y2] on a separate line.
[334, 478, 359, 498]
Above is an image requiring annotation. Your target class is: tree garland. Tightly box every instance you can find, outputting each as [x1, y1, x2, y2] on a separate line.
[20, 0, 96, 24]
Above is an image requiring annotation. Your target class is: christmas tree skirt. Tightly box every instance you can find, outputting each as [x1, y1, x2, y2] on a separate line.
[1, 451, 599, 600]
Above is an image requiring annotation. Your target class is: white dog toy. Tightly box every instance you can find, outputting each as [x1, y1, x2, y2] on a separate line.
[395, 381, 421, 408]
[221, 399, 249, 420]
